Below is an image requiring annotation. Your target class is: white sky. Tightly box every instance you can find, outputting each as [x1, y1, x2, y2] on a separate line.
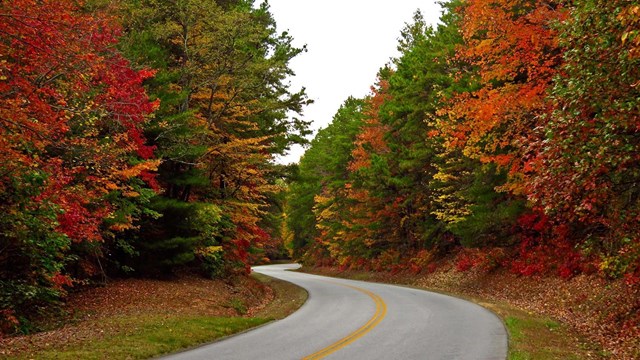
[267, 0, 443, 164]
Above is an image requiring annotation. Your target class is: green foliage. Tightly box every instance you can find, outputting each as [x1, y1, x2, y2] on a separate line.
[120, 0, 311, 274]
[191, 204, 225, 243]
[0, 281, 62, 334]
[449, 165, 526, 248]
[376, 8, 466, 249]
[195, 246, 225, 278]
[286, 97, 367, 256]
[127, 198, 232, 276]
[0, 172, 70, 333]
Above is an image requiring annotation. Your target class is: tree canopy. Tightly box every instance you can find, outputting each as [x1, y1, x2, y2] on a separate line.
[0, 0, 310, 334]
[286, 0, 640, 284]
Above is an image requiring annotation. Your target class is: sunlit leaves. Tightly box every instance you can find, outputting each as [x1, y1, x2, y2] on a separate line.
[443, 0, 566, 194]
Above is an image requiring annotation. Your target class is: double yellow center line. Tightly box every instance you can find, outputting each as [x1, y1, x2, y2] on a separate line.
[302, 282, 388, 360]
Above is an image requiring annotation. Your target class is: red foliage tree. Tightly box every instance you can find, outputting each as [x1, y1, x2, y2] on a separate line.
[0, 0, 157, 330]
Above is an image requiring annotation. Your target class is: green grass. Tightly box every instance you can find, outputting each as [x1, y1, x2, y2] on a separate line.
[488, 307, 595, 360]
[7, 274, 308, 360]
[24, 315, 268, 360]
[227, 298, 247, 315]
[505, 317, 524, 341]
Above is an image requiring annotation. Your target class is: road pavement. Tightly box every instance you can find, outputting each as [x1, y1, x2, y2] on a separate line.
[162, 263, 507, 360]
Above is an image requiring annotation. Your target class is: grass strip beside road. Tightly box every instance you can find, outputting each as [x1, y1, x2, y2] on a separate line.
[479, 301, 594, 360]
[5, 273, 308, 360]
[24, 316, 269, 360]
[250, 272, 308, 320]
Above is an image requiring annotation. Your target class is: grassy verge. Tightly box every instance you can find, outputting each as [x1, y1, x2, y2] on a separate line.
[300, 267, 603, 360]
[4, 274, 307, 360]
[479, 300, 599, 360]
[17, 316, 268, 360]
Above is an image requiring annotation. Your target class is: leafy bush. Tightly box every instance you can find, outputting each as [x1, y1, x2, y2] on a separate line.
[0, 281, 62, 334]
[195, 246, 225, 278]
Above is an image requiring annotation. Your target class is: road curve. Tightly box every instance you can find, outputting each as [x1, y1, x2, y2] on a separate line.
[163, 264, 507, 360]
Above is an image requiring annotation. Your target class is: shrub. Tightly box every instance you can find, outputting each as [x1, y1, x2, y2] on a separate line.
[195, 246, 225, 278]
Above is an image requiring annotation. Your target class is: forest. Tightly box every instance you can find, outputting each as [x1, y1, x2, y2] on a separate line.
[287, 0, 640, 281]
[0, 0, 309, 333]
[1, 0, 639, 347]
[283, 3, 640, 350]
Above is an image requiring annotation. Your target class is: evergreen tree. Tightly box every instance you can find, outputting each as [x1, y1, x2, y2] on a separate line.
[120, 0, 310, 275]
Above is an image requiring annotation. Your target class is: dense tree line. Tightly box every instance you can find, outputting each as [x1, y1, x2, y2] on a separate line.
[0, 0, 308, 334]
[287, 0, 640, 282]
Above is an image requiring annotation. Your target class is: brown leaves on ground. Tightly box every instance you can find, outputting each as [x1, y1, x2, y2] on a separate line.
[68, 275, 267, 318]
[414, 269, 639, 359]
[0, 275, 269, 357]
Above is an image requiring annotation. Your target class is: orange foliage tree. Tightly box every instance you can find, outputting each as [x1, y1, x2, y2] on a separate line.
[442, 0, 566, 195]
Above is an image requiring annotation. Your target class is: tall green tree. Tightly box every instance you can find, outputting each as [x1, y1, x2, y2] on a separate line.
[379, 9, 466, 250]
[120, 0, 310, 274]
[286, 97, 366, 260]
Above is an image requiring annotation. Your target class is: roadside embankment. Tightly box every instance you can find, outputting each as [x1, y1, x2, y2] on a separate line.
[0, 273, 307, 359]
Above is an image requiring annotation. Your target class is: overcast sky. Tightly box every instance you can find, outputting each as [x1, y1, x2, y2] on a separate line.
[266, 0, 443, 164]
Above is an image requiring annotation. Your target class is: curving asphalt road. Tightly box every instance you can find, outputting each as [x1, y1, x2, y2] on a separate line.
[163, 263, 507, 360]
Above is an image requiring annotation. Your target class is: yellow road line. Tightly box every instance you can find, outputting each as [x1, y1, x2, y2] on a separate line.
[302, 282, 387, 360]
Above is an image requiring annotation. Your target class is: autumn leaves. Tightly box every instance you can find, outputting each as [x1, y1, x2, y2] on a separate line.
[287, 0, 640, 283]
[1, 0, 308, 333]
